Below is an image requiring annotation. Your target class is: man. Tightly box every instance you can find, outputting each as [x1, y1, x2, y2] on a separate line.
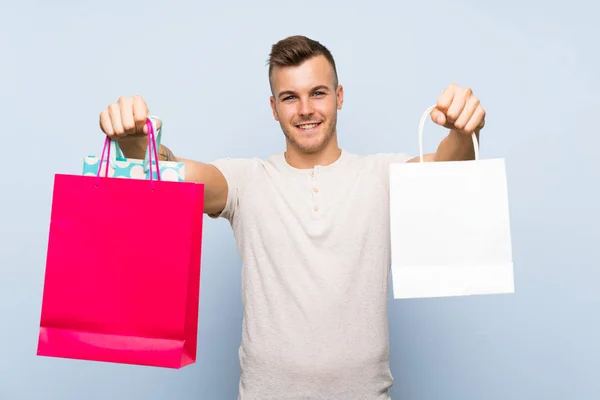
[99, 35, 485, 399]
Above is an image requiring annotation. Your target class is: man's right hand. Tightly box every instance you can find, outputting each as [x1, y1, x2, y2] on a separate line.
[99, 95, 161, 159]
[99, 95, 160, 140]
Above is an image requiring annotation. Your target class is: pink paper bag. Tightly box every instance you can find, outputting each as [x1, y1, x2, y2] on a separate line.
[37, 121, 204, 368]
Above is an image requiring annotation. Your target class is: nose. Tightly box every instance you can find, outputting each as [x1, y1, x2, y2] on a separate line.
[298, 97, 314, 117]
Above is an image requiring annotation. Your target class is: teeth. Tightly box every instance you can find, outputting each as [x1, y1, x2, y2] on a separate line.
[298, 123, 318, 130]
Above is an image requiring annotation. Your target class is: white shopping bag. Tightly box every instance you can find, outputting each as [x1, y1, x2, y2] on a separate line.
[389, 106, 514, 299]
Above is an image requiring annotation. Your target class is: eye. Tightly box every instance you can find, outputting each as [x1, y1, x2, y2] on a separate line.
[312, 91, 325, 97]
[282, 95, 295, 101]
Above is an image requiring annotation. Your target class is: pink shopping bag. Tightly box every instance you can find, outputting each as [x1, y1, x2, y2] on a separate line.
[37, 120, 204, 368]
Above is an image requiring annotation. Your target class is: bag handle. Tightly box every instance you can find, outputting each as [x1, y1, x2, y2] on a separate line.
[107, 116, 163, 172]
[95, 118, 162, 189]
[418, 105, 479, 163]
[146, 118, 161, 189]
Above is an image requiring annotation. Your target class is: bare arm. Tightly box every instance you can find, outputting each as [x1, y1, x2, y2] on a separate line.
[99, 96, 228, 216]
[407, 129, 479, 163]
[157, 145, 228, 216]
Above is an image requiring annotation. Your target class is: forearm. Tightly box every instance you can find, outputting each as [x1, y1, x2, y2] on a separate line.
[117, 138, 227, 213]
[434, 129, 479, 162]
[115, 136, 176, 162]
[154, 144, 206, 184]
[157, 145, 228, 215]
[158, 144, 176, 161]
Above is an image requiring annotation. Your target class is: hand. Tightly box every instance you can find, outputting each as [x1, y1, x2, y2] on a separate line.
[99, 95, 160, 140]
[430, 84, 485, 134]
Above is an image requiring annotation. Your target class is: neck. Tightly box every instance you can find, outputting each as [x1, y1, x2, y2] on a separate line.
[284, 137, 342, 169]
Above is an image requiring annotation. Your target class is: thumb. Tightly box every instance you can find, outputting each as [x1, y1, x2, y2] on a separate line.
[430, 108, 446, 126]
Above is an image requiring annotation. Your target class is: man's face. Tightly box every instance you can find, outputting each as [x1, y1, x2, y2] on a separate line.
[270, 55, 343, 154]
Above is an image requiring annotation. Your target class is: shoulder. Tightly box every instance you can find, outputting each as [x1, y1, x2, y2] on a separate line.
[210, 156, 265, 170]
[208, 156, 266, 197]
[342, 151, 413, 169]
[211, 153, 291, 171]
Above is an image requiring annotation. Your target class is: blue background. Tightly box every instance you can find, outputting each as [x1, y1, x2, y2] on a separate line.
[1, 0, 598, 399]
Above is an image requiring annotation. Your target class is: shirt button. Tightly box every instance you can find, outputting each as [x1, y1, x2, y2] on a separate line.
[313, 187, 319, 193]
[313, 206, 319, 212]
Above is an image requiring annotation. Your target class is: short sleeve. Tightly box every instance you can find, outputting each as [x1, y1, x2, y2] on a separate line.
[208, 157, 262, 223]
[379, 152, 414, 165]
[367, 152, 414, 171]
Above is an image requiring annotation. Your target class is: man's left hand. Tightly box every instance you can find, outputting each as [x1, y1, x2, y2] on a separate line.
[430, 84, 486, 135]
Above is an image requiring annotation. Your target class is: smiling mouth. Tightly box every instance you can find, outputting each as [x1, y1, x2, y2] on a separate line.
[295, 122, 322, 131]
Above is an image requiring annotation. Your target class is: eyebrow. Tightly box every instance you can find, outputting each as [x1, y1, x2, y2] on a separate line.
[278, 85, 331, 99]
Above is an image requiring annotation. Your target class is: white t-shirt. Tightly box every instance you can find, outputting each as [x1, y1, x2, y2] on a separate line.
[211, 149, 412, 400]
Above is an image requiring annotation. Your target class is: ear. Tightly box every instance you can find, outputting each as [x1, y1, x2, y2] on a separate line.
[270, 96, 279, 121]
[336, 84, 344, 110]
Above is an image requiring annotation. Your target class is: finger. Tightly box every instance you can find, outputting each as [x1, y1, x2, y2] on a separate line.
[118, 97, 135, 135]
[108, 103, 125, 137]
[464, 105, 486, 133]
[430, 108, 446, 126]
[436, 83, 457, 113]
[132, 95, 149, 134]
[99, 110, 114, 137]
[453, 95, 480, 131]
[446, 87, 471, 123]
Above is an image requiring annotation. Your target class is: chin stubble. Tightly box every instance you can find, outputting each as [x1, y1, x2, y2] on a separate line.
[281, 115, 337, 154]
